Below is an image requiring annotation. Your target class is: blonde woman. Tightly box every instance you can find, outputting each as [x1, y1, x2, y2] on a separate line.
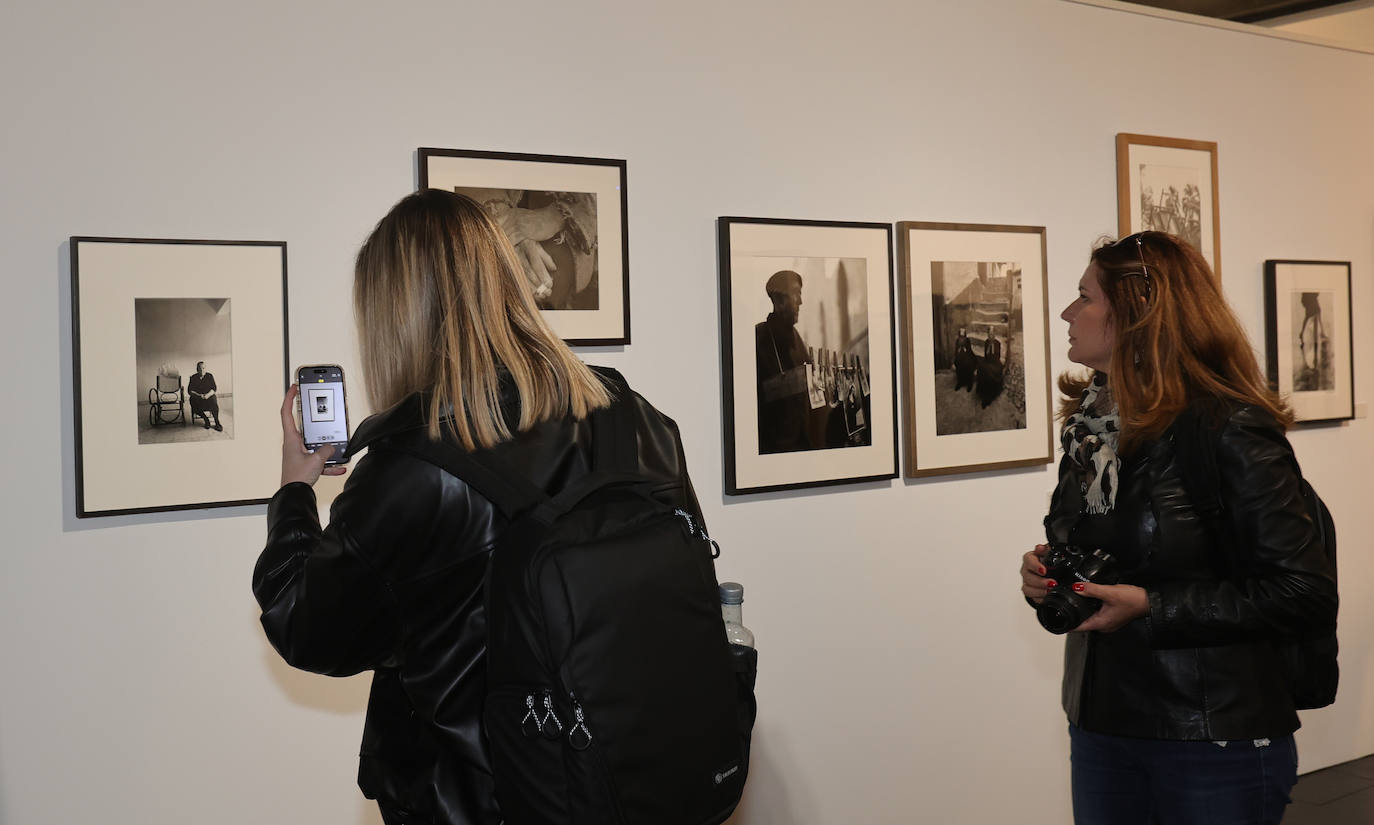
[254, 190, 707, 825]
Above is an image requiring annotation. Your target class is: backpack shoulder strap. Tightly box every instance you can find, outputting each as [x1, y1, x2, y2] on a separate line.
[546, 378, 654, 513]
[379, 436, 555, 522]
[378, 370, 644, 523]
[586, 368, 640, 474]
[1171, 406, 1233, 561]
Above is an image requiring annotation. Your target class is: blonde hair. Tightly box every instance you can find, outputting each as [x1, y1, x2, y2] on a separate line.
[353, 189, 611, 449]
[1058, 232, 1290, 454]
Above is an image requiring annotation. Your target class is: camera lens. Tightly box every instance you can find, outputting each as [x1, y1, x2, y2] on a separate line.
[1037, 594, 1091, 635]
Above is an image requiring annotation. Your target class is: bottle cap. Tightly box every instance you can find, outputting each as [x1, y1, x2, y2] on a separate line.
[719, 582, 744, 605]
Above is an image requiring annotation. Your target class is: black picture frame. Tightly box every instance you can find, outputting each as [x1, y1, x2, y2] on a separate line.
[418, 147, 630, 346]
[1264, 259, 1354, 425]
[717, 216, 898, 495]
[70, 237, 289, 517]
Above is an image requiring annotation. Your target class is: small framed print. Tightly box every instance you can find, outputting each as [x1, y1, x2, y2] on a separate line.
[70, 237, 289, 517]
[418, 147, 629, 346]
[307, 387, 336, 421]
[1264, 260, 1354, 425]
[1116, 133, 1221, 279]
[717, 217, 898, 495]
[896, 222, 1053, 478]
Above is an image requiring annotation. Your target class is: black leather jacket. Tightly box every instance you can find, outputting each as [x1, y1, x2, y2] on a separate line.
[1043, 404, 1337, 741]
[253, 372, 703, 825]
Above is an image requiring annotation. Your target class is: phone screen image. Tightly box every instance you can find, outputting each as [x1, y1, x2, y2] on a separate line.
[298, 365, 349, 463]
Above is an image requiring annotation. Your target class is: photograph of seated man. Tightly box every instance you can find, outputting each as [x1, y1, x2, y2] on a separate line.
[188, 361, 222, 431]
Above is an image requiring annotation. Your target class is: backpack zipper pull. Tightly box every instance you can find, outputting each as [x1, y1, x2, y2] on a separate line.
[520, 693, 541, 738]
[568, 695, 593, 751]
[674, 509, 721, 558]
[540, 690, 563, 741]
[673, 508, 697, 537]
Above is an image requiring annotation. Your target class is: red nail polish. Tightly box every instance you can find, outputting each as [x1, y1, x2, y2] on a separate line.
[1038, 567, 1047, 576]
[1044, 580, 1057, 589]
[1072, 582, 1085, 592]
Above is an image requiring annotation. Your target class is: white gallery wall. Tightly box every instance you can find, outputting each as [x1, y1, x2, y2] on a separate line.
[2, 1, 1372, 823]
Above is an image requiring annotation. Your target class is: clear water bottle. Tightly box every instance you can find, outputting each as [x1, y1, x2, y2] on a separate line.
[719, 582, 755, 649]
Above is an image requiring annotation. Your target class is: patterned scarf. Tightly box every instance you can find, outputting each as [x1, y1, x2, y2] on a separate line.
[1061, 372, 1121, 515]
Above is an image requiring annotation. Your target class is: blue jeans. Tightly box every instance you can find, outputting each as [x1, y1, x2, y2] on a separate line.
[1069, 724, 1297, 825]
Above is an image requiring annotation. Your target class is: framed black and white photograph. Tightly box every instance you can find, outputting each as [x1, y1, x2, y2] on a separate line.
[896, 222, 1053, 478]
[718, 217, 897, 495]
[307, 387, 336, 422]
[1264, 260, 1354, 424]
[71, 237, 289, 517]
[1116, 133, 1221, 279]
[136, 299, 235, 442]
[418, 147, 629, 345]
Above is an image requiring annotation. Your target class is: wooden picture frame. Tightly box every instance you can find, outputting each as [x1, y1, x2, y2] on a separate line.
[1116, 133, 1221, 279]
[718, 217, 898, 495]
[895, 221, 1053, 477]
[418, 147, 630, 346]
[1264, 259, 1354, 424]
[70, 237, 289, 517]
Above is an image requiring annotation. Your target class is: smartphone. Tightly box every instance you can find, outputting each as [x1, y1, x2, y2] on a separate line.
[296, 364, 350, 465]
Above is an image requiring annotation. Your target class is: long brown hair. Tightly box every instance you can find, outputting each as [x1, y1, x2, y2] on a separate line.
[353, 189, 610, 449]
[1058, 231, 1290, 454]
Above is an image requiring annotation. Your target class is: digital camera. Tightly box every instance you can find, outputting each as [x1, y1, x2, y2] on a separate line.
[1036, 543, 1120, 634]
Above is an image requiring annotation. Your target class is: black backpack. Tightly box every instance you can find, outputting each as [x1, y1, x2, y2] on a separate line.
[1171, 410, 1338, 710]
[413, 378, 754, 825]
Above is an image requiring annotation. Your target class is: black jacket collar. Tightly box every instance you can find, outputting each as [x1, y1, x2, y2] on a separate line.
[343, 394, 429, 460]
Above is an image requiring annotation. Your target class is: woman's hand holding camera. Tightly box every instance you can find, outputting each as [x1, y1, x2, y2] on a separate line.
[280, 384, 347, 488]
[1070, 583, 1148, 633]
[1021, 543, 1051, 604]
[1021, 542, 1149, 632]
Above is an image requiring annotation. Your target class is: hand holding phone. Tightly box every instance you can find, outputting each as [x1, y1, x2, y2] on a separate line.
[278, 364, 351, 488]
[280, 385, 347, 487]
[296, 364, 351, 465]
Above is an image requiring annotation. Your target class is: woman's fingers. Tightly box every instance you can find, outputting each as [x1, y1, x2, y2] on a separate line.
[279, 384, 349, 486]
[281, 437, 345, 487]
[1021, 544, 1052, 600]
[280, 383, 302, 441]
[1069, 583, 1149, 633]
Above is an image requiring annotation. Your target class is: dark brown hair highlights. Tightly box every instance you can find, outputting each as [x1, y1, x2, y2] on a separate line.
[1058, 231, 1290, 453]
[353, 189, 610, 449]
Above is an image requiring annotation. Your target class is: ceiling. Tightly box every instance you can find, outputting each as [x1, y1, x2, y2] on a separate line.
[1128, 1, 1356, 23]
[1118, 0, 1374, 50]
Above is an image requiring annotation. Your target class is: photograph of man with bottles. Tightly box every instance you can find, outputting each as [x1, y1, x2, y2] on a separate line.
[754, 262, 872, 454]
